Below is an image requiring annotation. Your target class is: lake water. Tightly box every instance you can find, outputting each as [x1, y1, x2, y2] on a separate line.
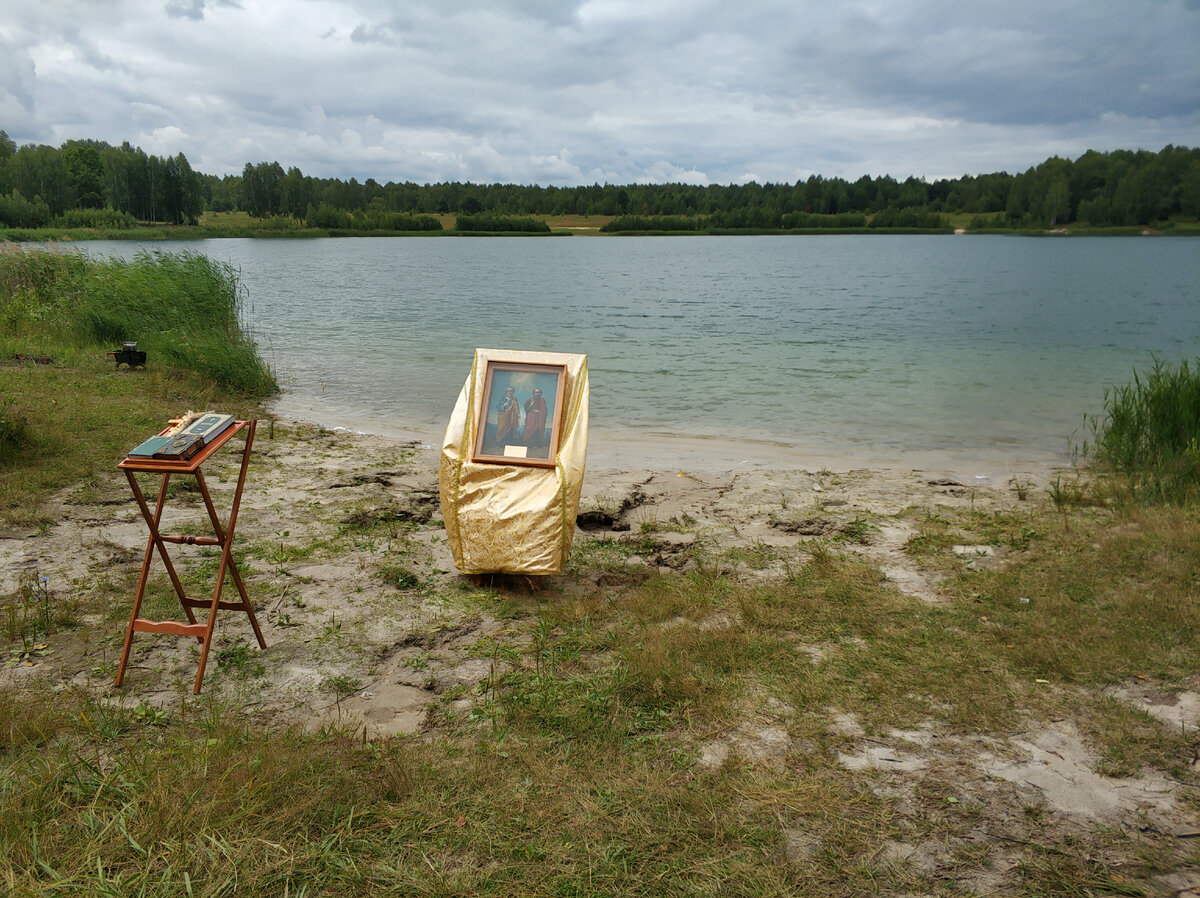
[74, 235, 1200, 479]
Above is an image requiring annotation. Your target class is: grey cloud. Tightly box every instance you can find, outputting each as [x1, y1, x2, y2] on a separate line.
[165, 0, 205, 20]
[0, 36, 37, 133]
[782, 2, 1200, 128]
[9, 1, 1200, 186]
[350, 23, 400, 46]
[165, 0, 242, 21]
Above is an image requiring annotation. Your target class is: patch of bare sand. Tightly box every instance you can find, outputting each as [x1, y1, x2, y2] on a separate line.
[832, 712, 1190, 825]
[580, 464, 1016, 602]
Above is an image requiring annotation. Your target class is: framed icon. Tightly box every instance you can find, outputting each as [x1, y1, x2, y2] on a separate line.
[472, 359, 567, 467]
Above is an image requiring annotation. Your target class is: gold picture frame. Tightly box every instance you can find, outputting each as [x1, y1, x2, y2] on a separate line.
[472, 360, 567, 467]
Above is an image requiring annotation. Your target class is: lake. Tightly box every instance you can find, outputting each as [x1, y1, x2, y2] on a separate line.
[74, 235, 1200, 480]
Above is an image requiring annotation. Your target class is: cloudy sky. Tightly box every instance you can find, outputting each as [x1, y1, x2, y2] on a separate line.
[3, 0, 1199, 186]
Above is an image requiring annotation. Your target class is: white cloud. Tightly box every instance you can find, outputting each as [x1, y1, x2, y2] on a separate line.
[142, 125, 189, 156]
[635, 162, 710, 186]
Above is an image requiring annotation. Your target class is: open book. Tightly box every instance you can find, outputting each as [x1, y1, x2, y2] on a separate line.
[127, 413, 235, 460]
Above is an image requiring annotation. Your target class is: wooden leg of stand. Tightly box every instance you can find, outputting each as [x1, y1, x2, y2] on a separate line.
[194, 465, 266, 650]
[126, 470, 199, 623]
[191, 420, 260, 693]
[192, 561, 226, 694]
[226, 421, 265, 649]
[116, 472, 164, 687]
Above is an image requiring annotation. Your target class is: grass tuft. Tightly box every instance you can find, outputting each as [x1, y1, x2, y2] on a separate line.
[1086, 356, 1200, 503]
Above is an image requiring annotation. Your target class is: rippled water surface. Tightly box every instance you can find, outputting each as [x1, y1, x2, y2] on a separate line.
[78, 235, 1200, 474]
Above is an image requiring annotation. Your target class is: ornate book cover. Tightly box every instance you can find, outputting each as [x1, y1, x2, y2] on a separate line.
[153, 432, 205, 459]
[179, 413, 235, 443]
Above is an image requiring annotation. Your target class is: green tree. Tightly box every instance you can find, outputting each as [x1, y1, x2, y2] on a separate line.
[240, 161, 284, 217]
[279, 166, 311, 219]
[1044, 176, 1070, 226]
[1180, 159, 1200, 218]
[61, 141, 106, 209]
[1005, 170, 1032, 220]
[8, 144, 73, 215]
[0, 130, 14, 195]
[171, 153, 203, 224]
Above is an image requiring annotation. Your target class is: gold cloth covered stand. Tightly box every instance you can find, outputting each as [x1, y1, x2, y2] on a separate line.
[439, 349, 589, 574]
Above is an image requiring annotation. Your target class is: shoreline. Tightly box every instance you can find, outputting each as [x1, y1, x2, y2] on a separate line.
[2, 411, 1079, 730]
[8, 225, 1198, 243]
[268, 396, 1076, 489]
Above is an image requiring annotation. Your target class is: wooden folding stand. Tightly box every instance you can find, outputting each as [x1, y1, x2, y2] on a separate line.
[116, 419, 265, 694]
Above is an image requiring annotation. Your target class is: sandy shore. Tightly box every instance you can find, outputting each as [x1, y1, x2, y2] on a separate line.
[4, 417, 1200, 869]
[1, 417, 1048, 717]
[268, 393, 1071, 488]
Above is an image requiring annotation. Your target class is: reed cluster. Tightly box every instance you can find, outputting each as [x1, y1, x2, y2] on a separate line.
[1, 246, 276, 396]
[0, 246, 276, 523]
[1087, 357, 1200, 503]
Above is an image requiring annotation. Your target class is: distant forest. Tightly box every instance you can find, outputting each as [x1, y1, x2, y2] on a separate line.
[1, 129, 1198, 232]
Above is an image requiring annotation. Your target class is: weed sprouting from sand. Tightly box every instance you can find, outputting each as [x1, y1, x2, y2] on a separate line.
[3, 571, 75, 650]
[215, 638, 265, 678]
[837, 514, 877, 543]
[377, 563, 421, 590]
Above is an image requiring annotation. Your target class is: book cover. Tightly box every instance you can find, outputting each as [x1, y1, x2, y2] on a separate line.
[180, 413, 235, 442]
[153, 432, 205, 460]
[128, 434, 172, 457]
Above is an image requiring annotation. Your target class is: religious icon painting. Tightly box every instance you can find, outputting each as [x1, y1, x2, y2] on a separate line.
[472, 360, 567, 467]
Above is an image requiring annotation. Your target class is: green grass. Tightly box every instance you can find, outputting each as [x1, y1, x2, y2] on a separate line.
[1086, 356, 1200, 503]
[2, 569, 79, 649]
[0, 246, 276, 527]
[1, 247, 276, 395]
[3, 492, 1200, 894]
[5, 493, 1200, 894]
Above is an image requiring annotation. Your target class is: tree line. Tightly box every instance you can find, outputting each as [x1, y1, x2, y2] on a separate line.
[1, 130, 1198, 231]
[0, 133, 202, 228]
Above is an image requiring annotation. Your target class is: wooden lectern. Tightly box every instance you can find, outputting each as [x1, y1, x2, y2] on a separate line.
[115, 419, 265, 694]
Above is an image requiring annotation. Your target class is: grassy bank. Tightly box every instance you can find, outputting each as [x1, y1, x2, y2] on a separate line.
[1085, 357, 1200, 503]
[0, 246, 276, 527]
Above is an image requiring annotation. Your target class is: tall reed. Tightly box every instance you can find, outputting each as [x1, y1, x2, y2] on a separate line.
[1087, 357, 1200, 503]
[0, 246, 276, 396]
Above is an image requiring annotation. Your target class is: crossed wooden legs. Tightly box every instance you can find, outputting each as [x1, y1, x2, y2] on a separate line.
[115, 422, 264, 694]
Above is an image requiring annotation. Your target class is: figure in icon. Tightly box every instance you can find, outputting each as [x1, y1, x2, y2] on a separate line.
[524, 387, 547, 448]
[495, 385, 520, 446]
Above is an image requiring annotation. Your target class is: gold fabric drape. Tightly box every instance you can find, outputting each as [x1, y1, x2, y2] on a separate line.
[438, 349, 589, 574]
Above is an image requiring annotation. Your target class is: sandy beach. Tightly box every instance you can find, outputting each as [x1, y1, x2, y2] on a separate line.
[268, 389, 1068, 487]
[4, 416, 1199, 884]
[2, 416, 1054, 721]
